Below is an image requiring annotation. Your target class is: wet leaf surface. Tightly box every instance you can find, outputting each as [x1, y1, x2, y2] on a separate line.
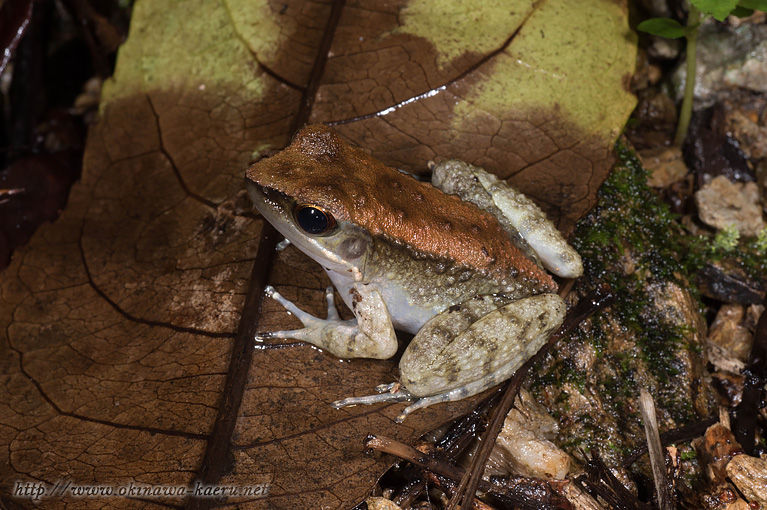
[0, 0, 636, 508]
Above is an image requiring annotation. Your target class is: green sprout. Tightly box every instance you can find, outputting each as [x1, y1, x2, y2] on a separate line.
[637, 0, 767, 146]
[755, 227, 767, 253]
[711, 225, 740, 253]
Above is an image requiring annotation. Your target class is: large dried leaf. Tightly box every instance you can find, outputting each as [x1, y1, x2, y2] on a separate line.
[0, 1, 635, 508]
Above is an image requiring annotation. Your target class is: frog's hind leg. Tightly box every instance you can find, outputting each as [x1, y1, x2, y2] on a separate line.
[395, 372, 513, 422]
[333, 375, 512, 423]
[333, 293, 566, 422]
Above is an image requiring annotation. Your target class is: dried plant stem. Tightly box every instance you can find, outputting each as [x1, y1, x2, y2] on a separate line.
[639, 388, 673, 510]
[366, 435, 571, 509]
[365, 435, 466, 482]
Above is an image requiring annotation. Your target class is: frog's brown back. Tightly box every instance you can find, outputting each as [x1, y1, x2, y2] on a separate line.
[246, 125, 556, 293]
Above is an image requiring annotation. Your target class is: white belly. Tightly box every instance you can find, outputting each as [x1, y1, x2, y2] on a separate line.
[325, 269, 442, 335]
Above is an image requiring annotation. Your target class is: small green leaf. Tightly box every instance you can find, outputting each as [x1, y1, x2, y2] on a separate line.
[732, 5, 755, 16]
[738, 0, 767, 10]
[637, 18, 688, 38]
[691, 0, 739, 21]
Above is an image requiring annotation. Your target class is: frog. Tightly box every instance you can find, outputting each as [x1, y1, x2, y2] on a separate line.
[246, 124, 582, 422]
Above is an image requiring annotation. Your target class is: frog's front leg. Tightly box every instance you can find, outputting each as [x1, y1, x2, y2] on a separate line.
[333, 293, 565, 422]
[259, 282, 398, 359]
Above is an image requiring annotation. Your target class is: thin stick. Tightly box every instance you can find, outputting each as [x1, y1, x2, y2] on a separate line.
[367, 434, 571, 509]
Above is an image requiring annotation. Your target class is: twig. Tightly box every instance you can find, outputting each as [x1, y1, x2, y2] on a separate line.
[367, 435, 574, 510]
[366, 435, 467, 485]
[387, 387, 503, 506]
[577, 449, 650, 510]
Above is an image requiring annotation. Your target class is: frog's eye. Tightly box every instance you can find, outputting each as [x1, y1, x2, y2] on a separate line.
[294, 204, 336, 235]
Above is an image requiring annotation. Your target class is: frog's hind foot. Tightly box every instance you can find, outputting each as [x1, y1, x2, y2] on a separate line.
[332, 385, 413, 417]
[332, 385, 464, 423]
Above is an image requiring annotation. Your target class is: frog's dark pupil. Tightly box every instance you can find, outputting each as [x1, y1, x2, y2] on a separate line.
[296, 206, 330, 234]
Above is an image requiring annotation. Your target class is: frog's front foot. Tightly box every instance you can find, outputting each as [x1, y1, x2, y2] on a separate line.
[257, 285, 352, 343]
[258, 284, 398, 360]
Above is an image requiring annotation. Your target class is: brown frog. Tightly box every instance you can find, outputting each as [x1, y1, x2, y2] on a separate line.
[246, 125, 582, 421]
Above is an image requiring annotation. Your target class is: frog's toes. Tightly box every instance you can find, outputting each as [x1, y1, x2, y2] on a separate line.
[331, 388, 412, 410]
[324, 286, 340, 321]
[395, 394, 454, 423]
[264, 286, 331, 325]
[375, 382, 400, 393]
[275, 238, 291, 251]
[331, 386, 449, 423]
[254, 331, 274, 341]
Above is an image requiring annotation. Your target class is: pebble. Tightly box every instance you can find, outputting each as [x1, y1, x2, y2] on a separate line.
[485, 390, 570, 480]
[707, 304, 757, 373]
[726, 454, 767, 507]
[639, 146, 688, 187]
[695, 175, 765, 236]
[725, 108, 767, 160]
[673, 22, 767, 106]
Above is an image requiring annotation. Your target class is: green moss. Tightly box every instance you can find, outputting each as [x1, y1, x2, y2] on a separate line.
[679, 448, 697, 461]
[534, 141, 713, 435]
[570, 143, 692, 400]
[684, 228, 767, 284]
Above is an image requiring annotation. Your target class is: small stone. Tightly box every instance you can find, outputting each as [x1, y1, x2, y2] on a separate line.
[637, 0, 671, 17]
[725, 40, 767, 93]
[694, 423, 742, 483]
[648, 36, 681, 60]
[725, 109, 767, 160]
[639, 146, 688, 187]
[485, 389, 571, 480]
[726, 454, 767, 507]
[695, 175, 765, 236]
[365, 497, 402, 510]
[707, 304, 753, 373]
[673, 22, 767, 106]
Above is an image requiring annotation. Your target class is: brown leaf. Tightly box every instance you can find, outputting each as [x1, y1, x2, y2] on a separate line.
[0, 1, 636, 508]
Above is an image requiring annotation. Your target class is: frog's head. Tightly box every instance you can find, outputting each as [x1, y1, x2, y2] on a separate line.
[246, 124, 557, 291]
[246, 125, 373, 275]
[246, 182, 371, 276]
